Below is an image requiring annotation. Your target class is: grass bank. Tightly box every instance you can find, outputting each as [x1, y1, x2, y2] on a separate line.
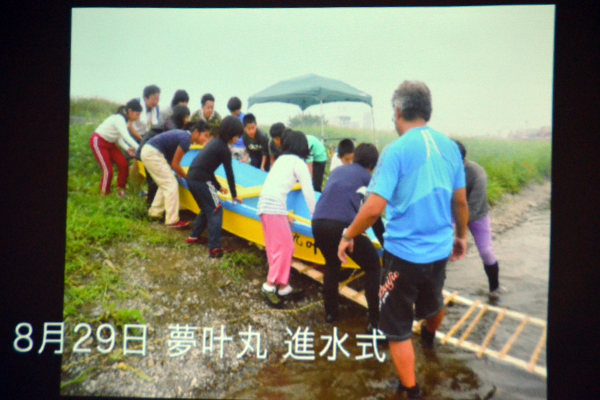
[65, 98, 265, 325]
[452, 137, 551, 204]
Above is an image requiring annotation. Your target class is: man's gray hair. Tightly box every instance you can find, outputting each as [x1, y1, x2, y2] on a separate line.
[391, 80, 432, 122]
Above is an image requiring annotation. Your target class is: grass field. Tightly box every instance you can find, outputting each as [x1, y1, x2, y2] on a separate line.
[293, 122, 551, 205]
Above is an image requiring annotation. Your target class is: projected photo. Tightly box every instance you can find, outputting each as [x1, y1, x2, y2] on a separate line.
[60, 6, 554, 399]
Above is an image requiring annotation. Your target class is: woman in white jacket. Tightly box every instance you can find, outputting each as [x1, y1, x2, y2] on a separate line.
[90, 99, 141, 196]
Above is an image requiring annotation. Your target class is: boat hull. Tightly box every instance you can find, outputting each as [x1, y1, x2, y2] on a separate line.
[144, 145, 382, 268]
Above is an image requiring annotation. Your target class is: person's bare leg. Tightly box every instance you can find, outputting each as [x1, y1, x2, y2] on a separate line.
[389, 339, 416, 388]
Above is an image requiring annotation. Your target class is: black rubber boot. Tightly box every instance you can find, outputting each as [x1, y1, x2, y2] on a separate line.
[420, 325, 435, 349]
[484, 261, 499, 293]
[397, 382, 422, 399]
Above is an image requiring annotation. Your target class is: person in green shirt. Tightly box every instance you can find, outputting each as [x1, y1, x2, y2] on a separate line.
[306, 134, 328, 192]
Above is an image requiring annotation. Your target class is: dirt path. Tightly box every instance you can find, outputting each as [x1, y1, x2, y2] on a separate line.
[60, 179, 551, 399]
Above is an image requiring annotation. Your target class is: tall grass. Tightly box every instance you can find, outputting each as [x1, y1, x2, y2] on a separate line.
[65, 99, 181, 322]
[453, 137, 551, 204]
[288, 123, 551, 206]
[70, 97, 119, 121]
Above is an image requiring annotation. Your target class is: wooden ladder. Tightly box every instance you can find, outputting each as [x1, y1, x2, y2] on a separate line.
[291, 260, 547, 378]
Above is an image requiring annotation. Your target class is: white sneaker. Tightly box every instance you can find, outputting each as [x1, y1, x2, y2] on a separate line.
[277, 285, 293, 296]
[262, 282, 276, 293]
[488, 286, 507, 300]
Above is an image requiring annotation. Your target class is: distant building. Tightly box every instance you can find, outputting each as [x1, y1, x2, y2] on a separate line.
[338, 116, 351, 127]
[507, 126, 552, 139]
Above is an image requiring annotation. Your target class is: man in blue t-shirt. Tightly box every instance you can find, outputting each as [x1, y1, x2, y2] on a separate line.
[337, 81, 468, 400]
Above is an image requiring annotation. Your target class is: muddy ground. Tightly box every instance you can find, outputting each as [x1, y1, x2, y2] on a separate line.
[60, 179, 551, 399]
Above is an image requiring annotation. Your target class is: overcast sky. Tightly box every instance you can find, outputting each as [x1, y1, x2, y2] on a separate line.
[70, 6, 555, 136]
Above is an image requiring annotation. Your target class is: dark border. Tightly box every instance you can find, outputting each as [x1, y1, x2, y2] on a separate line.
[1, 2, 598, 400]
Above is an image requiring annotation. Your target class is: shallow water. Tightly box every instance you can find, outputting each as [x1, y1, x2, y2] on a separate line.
[230, 208, 550, 399]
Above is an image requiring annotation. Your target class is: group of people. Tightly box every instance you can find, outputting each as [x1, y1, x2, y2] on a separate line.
[89, 81, 502, 399]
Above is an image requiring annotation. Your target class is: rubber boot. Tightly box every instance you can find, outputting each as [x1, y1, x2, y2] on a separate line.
[397, 382, 422, 399]
[420, 325, 435, 349]
[484, 261, 499, 293]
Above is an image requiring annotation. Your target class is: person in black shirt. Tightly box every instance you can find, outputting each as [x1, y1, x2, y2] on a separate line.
[241, 113, 270, 171]
[312, 143, 383, 328]
[268, 122, 285, 166]
[186, 116, 244, 258]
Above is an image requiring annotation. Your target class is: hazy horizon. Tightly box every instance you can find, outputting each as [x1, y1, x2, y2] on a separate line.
[70, 6, 555, 137]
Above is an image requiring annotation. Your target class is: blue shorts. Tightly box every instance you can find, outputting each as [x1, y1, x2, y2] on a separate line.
[378, 251, 447, 342]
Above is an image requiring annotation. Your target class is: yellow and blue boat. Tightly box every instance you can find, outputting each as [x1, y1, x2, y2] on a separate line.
[173, 145, 382, 268]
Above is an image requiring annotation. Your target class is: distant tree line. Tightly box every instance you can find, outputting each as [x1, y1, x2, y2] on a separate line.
[288, 113, 328, 128]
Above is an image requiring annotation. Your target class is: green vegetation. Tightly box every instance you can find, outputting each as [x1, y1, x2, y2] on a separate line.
[288, 113, 328, 127]
[219, 249, 266, 282]
[70, 97, 119, 122]
[287, 124, 398, 150]
[287, 123, 551, 206]
[453, 137, 551, 204]
[65, 98, 182, 323]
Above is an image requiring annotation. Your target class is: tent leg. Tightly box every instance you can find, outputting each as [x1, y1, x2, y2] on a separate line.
[320, 99, 324, 141]
[371, 108, 378, 149]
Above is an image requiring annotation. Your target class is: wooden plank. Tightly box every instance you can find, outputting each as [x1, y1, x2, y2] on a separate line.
[442, 300, 482, 344]
[499, 317, 529, 358]
[439, 333, 547, 378]
[339, 271, 365, 288]
[478, 309, 507, 358]
[444, 291, 459, 305]
[528, 327, 547, 373]
[292, 260, 324, 283]
[292, 261, 368, 308]
[442, 290, 546, 327]
[457, 305, 488, 346]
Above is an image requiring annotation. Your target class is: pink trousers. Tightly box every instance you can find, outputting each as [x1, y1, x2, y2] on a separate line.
[260, 214, 294, 286]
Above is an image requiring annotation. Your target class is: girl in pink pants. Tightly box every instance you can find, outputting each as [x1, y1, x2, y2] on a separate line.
[257, 130, 316, 306]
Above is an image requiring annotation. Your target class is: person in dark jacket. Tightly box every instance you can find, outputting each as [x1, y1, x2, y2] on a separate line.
[186, 116, 244, 258]
[268, 122, 286, 165]
[241, 113, 270, 171]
